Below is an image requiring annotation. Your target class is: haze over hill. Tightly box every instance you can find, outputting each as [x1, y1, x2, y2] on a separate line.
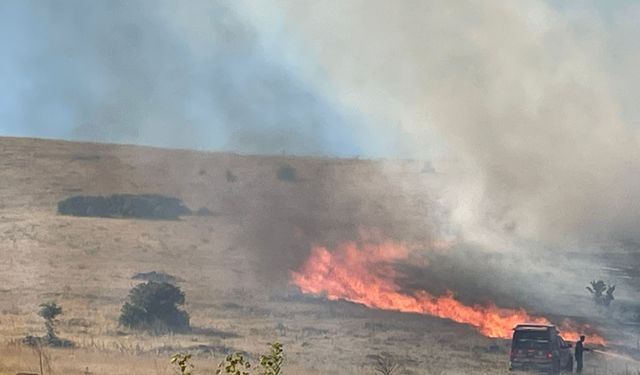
[1, 136, 639, 374]
[0, 137, 471, 374]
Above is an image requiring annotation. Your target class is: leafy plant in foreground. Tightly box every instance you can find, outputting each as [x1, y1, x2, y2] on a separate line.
[217, 352, 251, 375]
[257, 342, 284, 375]
[171, 353, 194, 375]
[170, 342, 285, 375]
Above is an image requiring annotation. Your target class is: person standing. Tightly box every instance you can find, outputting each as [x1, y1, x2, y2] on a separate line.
[575, 335, 591, 373]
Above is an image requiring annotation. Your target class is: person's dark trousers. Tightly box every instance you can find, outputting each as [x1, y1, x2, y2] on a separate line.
[576, 356, 583, 373]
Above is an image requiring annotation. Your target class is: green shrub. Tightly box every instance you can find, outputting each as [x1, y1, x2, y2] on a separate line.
[24, 302, 74, 347]
[119, 281, 190, 332]
[257, 342, 284, 375]
[171, 353, 194, 375]
[39, 302, 62, 340]
[217, 352, 251, 375]
[171, 342, 285, 375]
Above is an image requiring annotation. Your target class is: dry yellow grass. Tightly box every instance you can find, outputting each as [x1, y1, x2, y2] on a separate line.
[0, 340, 328, 375]
[1, 137, 635, 374]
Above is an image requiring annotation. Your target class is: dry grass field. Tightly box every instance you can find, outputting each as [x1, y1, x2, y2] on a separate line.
[0, 137, 635, 374]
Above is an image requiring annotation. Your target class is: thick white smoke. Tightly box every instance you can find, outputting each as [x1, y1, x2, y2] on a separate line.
[244, 0, 640, 247]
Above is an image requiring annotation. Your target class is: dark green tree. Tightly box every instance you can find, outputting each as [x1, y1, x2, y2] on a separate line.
[38, 302, 62, 341]
[119, 281, 190, 332]
[24, 301, 73, 347]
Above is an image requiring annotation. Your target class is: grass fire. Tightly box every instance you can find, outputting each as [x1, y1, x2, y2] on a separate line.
[291, 241, 606, 344]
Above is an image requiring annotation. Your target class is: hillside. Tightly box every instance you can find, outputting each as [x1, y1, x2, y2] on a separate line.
[0, 137, 485, 375]
[0, 137, 632, 375]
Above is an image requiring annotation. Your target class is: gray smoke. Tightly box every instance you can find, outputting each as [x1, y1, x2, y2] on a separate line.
[3, 1, 438, 291]
[7, 0, 640, 331]
[1, 0, 388, 293]
[255, 0, 640, 246]
[4, 0, 360, 156]
[245, 0, 640, 328]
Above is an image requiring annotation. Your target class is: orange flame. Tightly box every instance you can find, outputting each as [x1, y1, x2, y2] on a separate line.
[291, 241, 605, 345]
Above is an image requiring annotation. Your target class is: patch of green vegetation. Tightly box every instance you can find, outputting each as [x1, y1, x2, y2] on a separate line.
[119, 281, 190, 333]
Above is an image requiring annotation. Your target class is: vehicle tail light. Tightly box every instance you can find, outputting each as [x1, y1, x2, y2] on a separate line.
[547, 352, 553, 359]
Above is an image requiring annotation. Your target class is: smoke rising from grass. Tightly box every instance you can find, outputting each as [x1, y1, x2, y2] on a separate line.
[255, 0, 640, 245]
[248, 0, 640, 323]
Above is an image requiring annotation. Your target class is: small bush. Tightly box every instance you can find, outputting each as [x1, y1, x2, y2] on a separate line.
[276, 164, 296, 182]
[257, 342, 284, 375]
[171, 353, 194, 375]
[119, 281, 190, 333]
[24, 302, 74, 348]
[39, 302, 62, 322]
[216, 343, 285, 375]
[226, 170, 238, 183]
[371, 352, 399, 375]
[172, 342, 285, 375]
[217, 352, 252, 375]
[586, 280, 615, 307]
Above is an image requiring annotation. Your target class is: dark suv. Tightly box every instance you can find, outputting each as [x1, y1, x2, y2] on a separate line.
[509, 324, 573, 373]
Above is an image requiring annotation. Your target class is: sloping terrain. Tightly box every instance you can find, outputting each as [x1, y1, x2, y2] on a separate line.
[0, 137, 632, 375]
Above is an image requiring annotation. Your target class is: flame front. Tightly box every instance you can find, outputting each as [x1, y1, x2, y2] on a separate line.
[291, 241, 605, 344]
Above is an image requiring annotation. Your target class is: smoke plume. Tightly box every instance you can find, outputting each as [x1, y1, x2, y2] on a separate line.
[240, 0, 640, 328]
[252, 0, 640, 246]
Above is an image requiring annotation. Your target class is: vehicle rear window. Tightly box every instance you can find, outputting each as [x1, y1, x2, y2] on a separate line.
[512, 330, 551, 349]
